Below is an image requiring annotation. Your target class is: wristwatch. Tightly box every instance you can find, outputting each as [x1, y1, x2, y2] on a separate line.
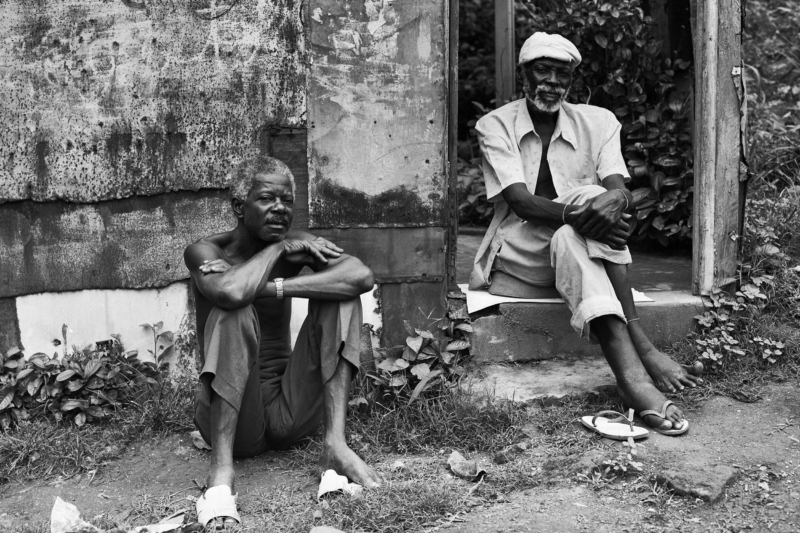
[274, 278, 284, 299]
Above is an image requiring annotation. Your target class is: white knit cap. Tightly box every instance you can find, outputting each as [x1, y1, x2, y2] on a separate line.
[518, 32, 582, 66]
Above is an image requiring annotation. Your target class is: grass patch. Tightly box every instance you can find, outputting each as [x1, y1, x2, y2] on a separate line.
[0, 370, 195, 485]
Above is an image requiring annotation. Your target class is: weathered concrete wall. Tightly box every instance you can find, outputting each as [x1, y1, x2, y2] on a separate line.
[0, 191, 233, 297]
[307, 0, 448, 228]
[0, 0, 305, 203]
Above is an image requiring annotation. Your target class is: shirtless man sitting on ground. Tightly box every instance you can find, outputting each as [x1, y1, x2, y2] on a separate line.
[184, 155, 381, 528]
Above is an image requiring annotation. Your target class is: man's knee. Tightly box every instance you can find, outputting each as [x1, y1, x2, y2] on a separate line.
[208, 305, 259, 335]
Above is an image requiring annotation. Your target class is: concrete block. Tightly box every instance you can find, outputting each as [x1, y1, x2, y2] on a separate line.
[470, 291, 703, 363]
[464, 358, 617, 403]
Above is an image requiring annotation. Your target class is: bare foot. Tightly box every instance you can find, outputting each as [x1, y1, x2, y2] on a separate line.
[617, 377, 686, 431]
[206, 461, 237, 529]
[318, 438, 382, 488]
[640, 348, 704, 393]
[626, 322, 703, 393]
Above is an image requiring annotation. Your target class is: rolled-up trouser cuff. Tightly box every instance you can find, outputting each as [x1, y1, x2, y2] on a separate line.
[571, 295, 626, 342]
[587, 239, 632, 265]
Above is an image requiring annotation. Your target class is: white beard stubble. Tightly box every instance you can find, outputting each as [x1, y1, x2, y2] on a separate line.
[521, 76, 568, 114]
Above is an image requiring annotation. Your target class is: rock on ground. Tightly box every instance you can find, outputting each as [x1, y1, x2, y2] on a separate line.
[655, 462, 738, 502]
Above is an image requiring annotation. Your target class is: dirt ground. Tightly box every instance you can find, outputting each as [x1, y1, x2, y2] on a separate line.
[1, 384, 799, 532]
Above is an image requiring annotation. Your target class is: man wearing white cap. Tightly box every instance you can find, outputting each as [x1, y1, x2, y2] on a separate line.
[469, 32, 703, 435]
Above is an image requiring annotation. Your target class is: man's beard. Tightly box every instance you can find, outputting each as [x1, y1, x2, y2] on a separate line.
[522, 77, 568, 114]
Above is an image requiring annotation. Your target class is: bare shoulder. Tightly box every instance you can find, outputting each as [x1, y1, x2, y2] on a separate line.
[184, 232, 230, 270]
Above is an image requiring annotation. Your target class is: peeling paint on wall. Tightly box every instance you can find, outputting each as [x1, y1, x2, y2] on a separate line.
[308, 0, 448, 227]
[0, 0, 305, 203]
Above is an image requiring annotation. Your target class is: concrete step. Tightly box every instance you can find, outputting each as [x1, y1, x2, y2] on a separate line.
[470, 290, 702, 363]
[464, 358, 617, 403]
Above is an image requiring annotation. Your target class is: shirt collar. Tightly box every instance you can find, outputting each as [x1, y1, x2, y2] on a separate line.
[514, 100, 577, 149]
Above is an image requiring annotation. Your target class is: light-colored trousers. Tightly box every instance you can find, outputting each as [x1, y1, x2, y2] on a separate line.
[493, 185, 631, 341]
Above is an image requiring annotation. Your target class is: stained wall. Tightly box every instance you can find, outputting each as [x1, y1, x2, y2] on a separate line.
[0, 0, 452, 354]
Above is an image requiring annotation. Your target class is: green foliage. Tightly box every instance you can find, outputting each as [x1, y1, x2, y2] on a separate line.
[0, 337, 166, 431]
[743, 0, 800, 188]
[691, 188, 799, 370]
[458, 0, 694, 246]
[360, 302, 472, 406]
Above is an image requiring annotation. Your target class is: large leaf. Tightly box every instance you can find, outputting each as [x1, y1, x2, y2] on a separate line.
[0, 390, 15, 411]
[408, 370, 443, 404]
[376, 357, 409, 373]
[85, 406, 106, 418]
[5, 347, 22, 359]
[86, 377, 104, 390]
[66, 380, 85, 392]
[60, 399, 88, 411]
[27, 377, 43, 397]
[3, 360, 19, 370]
[414, 329, 434, 340]
[410, 363, 431, 380]
[402, 345, 418, 362]
[83, 360, 102, 380]
[446, 340, 471, 352]
[454, 323, 474, 333]
[16, 367, 35, 381]
[56, 369, 78, 382]
[405, 336, 423, 354]
[654, 155, 682, 167]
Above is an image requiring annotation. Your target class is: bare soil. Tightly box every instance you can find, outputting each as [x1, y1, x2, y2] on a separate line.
[1, 384, 799, 532]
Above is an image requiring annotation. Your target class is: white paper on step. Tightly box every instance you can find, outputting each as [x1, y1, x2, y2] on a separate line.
[458, 284, 654, 314]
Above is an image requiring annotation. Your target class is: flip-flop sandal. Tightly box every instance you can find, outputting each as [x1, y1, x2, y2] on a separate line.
[580, 408, 649, 441]
[638, 400, 690, 436]
[196, 485, 241, 529]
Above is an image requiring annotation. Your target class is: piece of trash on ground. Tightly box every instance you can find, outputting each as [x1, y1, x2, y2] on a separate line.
[51, 497, 201, 533]
[391, 460, 406, 471]
[190, 430, 212, 451]
[317, 469, 364, 500]
[447, 450, 486, 481]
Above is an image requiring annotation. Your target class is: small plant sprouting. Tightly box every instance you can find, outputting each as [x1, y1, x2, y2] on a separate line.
[140, 321, 175, 372]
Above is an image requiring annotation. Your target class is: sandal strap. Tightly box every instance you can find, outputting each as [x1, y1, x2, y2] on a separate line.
[639, 400, 674, 420]
[591, 408, 635, 431]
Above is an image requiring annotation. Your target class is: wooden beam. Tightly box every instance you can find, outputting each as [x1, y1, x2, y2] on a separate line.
[446, 0, 460, 290]
[495, 0, 516, 105]
[692, 0, 743, 295]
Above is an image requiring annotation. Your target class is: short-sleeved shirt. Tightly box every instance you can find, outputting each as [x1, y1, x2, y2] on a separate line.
[468, 99, 630, 289]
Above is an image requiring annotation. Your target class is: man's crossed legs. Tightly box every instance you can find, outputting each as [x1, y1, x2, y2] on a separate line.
[494, 185, 703, 430]
[194, 298, 381, 527]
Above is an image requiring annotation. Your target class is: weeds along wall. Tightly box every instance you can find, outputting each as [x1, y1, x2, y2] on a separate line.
[0, 0, 455, 357]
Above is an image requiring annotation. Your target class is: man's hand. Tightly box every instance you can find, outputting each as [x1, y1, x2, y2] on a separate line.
[282, 237, 343, 265]
[570, 190, 628, 240]
[594, 213, 633, 250]
[199, 258, 232, 275]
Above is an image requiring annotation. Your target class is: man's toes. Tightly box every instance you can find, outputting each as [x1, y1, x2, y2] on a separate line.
[644, 415, 672, 430]
[666, 406, 684, 425]
[684, 361, 704, 376]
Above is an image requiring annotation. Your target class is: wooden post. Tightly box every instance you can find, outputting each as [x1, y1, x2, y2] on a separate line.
[691, 0, 744, 295]
[446, 0, 460, 291]
[495, 0, 515, 105]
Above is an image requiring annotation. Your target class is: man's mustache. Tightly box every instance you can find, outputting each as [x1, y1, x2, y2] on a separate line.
[535, 86, 566, 97]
